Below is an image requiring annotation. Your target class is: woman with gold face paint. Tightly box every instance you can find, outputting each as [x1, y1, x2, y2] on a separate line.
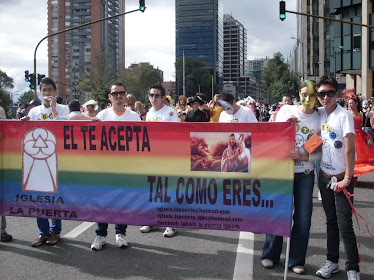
[261, 80, 321, 275]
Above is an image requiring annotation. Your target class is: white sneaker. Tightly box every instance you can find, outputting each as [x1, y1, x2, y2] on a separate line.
[116, 234, 128, 248]
[292, 265, 305, 274]
[163, 227, 176, 237]
[318, 190, 322, 201]
[91, 235, 106, 251]
[347, 270, 360, 280]
[139, 226, 158, 233]
[261, 259, 274, 268]
[316, 260, 339, 278]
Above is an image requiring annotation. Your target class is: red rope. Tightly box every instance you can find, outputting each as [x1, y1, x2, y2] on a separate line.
[342, 188, 374, 263]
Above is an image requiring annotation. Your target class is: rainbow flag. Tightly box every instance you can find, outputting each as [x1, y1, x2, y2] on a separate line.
[0, 120, 295, 237]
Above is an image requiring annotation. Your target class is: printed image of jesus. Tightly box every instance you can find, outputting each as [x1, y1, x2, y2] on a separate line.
[190, 132, 251, 173]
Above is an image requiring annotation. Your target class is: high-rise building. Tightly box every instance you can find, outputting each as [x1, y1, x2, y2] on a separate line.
[175, 0, 224, 96]
[48, 0, 125, 101]
[223, 14, 247, 99]
[295, 0, 373, 99]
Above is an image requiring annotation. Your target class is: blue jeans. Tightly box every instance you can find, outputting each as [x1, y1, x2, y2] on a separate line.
[363, 127, 374, 141]
[37, 218, 61, 236]
[1, 216, 6, 234]
[319, 172, 359, 272]
[95, 223, 127, 237]
[262, 171, 314, 268]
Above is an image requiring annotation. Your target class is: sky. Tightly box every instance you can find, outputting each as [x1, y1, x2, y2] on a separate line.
[0, 0, 297, 102]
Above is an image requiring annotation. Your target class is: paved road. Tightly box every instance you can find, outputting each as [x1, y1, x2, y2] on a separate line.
[1, 173, 373, 280]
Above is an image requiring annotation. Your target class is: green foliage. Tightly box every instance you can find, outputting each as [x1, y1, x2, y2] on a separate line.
[175, 57, 216, 97]
[0, 70, 14, 117]
[120, 64, 162, 103]
[262, 52, 300, 102]
[18, 90, 35, 104]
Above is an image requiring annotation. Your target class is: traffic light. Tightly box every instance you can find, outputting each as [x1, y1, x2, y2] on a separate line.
[139, 0, 146, 12]
[25, 70, 30, 82]
[29, 73, 36, 90]
[280, 1, 286, 21]
[38, 74, 46, 85]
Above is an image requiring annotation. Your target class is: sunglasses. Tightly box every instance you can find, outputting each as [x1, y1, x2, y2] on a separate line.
[110, 91, 126, 97]
[317, 90, 337, 98]
[149, 93, 161, 98]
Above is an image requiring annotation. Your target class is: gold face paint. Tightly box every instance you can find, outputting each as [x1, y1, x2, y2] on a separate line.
[300, 80, 317, 109]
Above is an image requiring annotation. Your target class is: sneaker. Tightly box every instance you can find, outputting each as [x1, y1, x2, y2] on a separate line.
[261, 259, 274, 268]
[116, 234, 128, 248]
[139, 226, 158, 233]
[46, 233, 60, 245]
[292, 265, 305, 274]
[1, 232, 13, 242]
[347, 270, 360, 280]
[316, 260, 339, 278]
[163, 227, 176, 237]
[91, 235, 106, 251]
[318, 190, 322, 201]
[31, 234, 48, 247]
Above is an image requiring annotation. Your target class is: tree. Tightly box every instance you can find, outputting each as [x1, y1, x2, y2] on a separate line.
[76, 49, 117, 106]
[0, 70, 14, 117]
[18, 90, 35, 104]
[262, 52, 300, 102]
[175, 57, 216, 97]
[120, 63, 163, 103]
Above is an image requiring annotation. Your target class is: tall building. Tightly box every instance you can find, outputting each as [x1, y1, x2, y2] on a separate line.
[296, 0, 373, 99]
[175, 0, 224, 96]
[48, 0, 125, 101]
[223, 14, 248, 99]
[247, 58, 269, 80]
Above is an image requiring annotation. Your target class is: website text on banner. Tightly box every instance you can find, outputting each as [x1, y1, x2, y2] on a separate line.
[0, 121, 295, 237]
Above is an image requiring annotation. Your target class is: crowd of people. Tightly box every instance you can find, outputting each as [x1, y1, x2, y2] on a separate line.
[2, 75, 374, 280]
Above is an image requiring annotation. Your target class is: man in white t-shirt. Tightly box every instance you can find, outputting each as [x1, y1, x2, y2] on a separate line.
[146, 85, 178, 122]
[91, 82, 140, 251]
[141, 84, 178, 237]
[218, 92, 258, 123]
[314, 76, 359, 280]
[20, 77, 68, 248]
[22, 79, 69, 122]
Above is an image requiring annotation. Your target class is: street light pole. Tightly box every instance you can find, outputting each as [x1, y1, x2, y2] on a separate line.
[183, 50, 186, 96]
[291, 37, 304, 80]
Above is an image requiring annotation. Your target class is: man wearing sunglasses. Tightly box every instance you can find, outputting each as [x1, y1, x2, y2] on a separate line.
[315, 76, 360, 280]
[141, 84, 178, 237]
[91, 82, 140, 251]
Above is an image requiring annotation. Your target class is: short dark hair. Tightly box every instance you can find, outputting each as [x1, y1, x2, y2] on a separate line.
[68, 100, 81, 112]
[56, 96, 63, 104]
[316, 76, 338, 91]
[218, 92, 235, 105]
[110, 82, 126, 91]
[149, 84, 165, 97]
[40, 77, 56, 90]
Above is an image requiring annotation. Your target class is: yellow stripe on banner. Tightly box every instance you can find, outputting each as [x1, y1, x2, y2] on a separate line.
[2, 153, 294, 181]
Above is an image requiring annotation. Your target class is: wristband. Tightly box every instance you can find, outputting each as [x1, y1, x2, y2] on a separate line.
[344, 174, 353, 180]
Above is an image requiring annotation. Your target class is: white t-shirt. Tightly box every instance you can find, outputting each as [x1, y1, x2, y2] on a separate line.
[318, 105, 355, 175]
[28, 103, 69, 120]
[97, 107, 141, 121]
[277, 105, 320, 173]
[146, 105, 178, 122]
[219, 106, 258, 123]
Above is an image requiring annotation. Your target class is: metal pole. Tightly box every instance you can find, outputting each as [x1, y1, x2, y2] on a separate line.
[211, 75, 214, 100]
[183, 50, 186, 96]
[33, 8, 142, 99]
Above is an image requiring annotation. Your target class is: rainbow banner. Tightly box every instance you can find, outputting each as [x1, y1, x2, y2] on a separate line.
[0, 120, 295, 237]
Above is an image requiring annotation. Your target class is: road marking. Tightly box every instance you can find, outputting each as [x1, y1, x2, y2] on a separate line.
[62, 222, 95, 238]
[233, 231, 254, 280]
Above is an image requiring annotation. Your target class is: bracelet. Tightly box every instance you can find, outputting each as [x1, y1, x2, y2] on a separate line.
[344, 174, 353, 180]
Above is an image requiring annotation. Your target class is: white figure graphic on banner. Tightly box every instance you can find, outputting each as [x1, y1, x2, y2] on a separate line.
[22, 128, 58, 193]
